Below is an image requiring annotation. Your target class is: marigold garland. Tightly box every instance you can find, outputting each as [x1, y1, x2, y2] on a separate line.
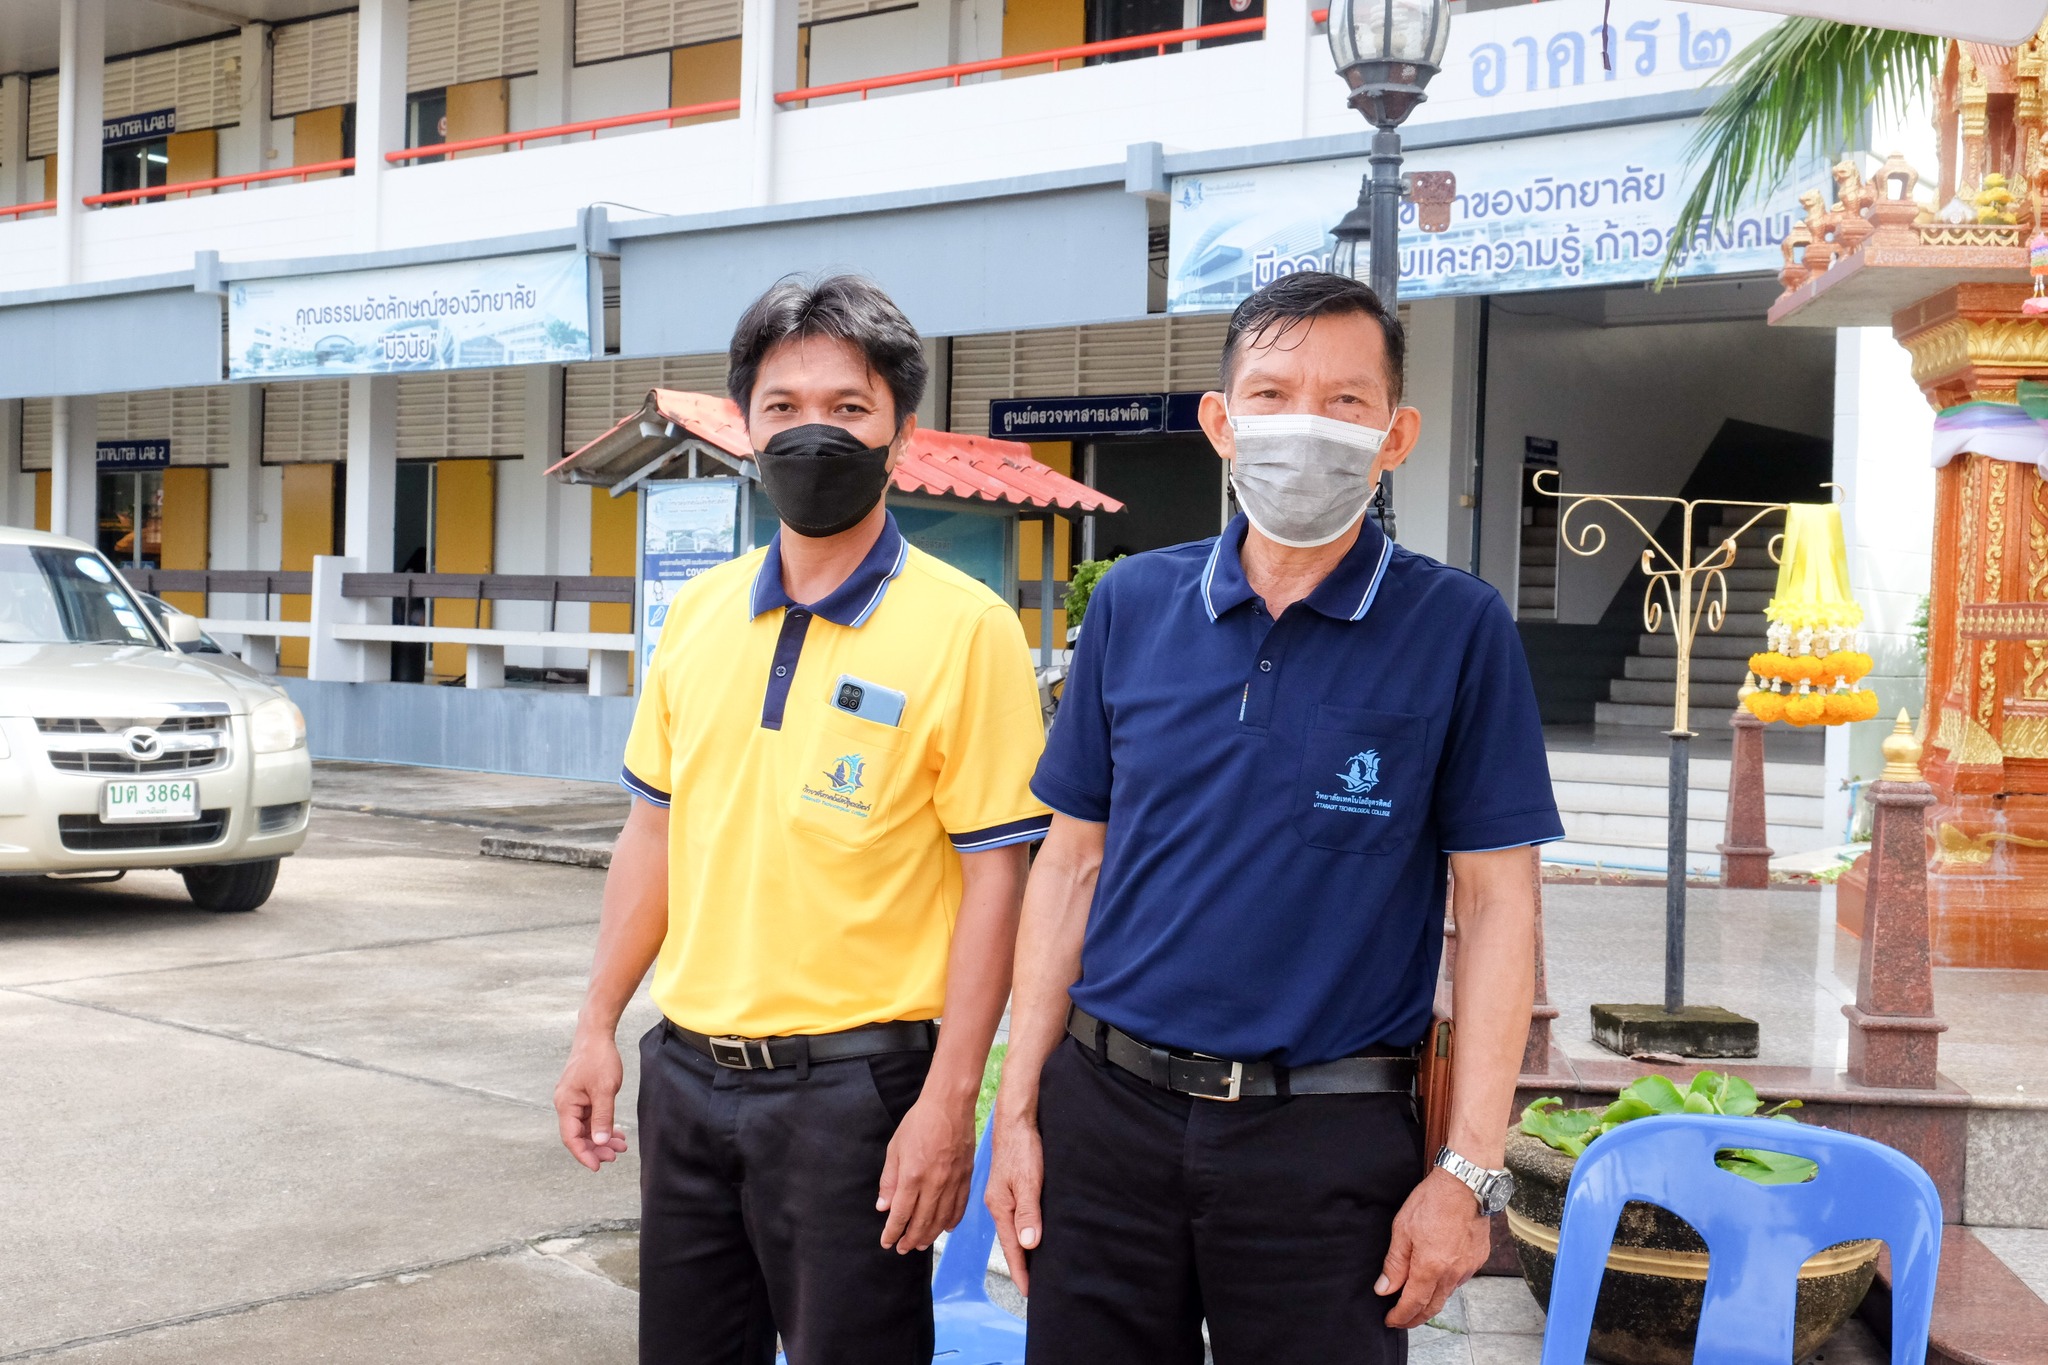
[1737, 503, 1880, 729]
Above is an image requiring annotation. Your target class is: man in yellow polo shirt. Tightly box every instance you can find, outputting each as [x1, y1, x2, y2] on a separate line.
[554, 275, 1051, 1365]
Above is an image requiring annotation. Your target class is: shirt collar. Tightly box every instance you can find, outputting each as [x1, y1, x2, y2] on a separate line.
[1199, 513, 1394, 624]
[750, 511, 908, 627]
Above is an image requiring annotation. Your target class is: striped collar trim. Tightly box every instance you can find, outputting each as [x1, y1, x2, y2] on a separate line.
[1200, 514, 1394, 624]
[750, 512, 908, 628]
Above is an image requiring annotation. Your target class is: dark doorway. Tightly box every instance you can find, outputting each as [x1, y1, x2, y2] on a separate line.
[391, 463, 433, 683]
[1088, 436, 1222, 558]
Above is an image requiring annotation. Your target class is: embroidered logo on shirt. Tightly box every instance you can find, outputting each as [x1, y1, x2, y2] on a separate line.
[801, 754, 875, 819]
[826, 755, 866, 795]
[1337, 751, 1381, 795]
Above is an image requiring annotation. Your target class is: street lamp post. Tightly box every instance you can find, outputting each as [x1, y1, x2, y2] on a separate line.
[1326, 0, 1450, 536]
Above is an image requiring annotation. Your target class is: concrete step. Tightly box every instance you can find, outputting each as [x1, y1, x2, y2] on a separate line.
[1551, 778, 1825, 827]
[1519, 609, 1556, 621]
[1714, 568, 1780, 590]
[1609, 678, 1744, 707]
[1638, 633, 1768, 659]
[1520, 565, 1557, 587]
[1625, 656, 1753, 683]
[1520, 586, 1557, 610]
[1559, 809, 1837, 856]
[1597, 700, 1735, 728]
[1547, 748, 1825, 797]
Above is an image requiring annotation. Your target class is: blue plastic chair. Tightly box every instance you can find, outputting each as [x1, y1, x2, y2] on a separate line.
[775, 1121, 1025, 1365]
[1539, 1114, 1941, 1365]
[930, 1120, 1029, 1363]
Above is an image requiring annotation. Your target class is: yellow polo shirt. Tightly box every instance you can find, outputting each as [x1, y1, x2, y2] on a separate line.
[621, 513, 1053, 1038]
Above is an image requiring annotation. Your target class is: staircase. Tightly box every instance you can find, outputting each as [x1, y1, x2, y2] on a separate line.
[1545, 747, 1833, 874]
[1592, 509, 1783, 731]
[1518, 501, 1558, 621]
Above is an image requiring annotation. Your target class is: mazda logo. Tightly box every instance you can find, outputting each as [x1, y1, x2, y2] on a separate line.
[122, 727, 163, 761]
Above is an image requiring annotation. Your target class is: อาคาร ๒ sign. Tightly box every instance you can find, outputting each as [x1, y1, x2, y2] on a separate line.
[640, 479, 740, 669]
[228, 251, 597, 380]
[96, 439, 171, 471]
[1166, 117, 1810, 313]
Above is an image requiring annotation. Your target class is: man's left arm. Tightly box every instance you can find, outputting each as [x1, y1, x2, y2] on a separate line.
[877, 843, 1029, 1253]
[1378, 844, 1537, 1327]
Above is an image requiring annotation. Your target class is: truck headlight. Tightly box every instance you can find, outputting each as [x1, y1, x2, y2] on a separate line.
[250, 697, 306, 754]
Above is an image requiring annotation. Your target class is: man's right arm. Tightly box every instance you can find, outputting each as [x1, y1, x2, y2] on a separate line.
[985, 812, 1104, 1295]
[554, 795, 671, 1172]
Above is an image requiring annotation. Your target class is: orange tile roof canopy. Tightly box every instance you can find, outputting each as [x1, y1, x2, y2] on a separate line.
[549, 388, 1124, 514]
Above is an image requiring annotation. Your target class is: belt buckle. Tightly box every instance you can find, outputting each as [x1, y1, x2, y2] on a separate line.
[708, 1036, 773, 1070]
[1187, 1057, 1243, 1102]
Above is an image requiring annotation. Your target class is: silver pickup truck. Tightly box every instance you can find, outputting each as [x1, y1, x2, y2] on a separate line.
[0, 526, 312, 912]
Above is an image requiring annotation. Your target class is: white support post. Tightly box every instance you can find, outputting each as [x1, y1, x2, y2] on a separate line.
[738, 0, 800, 205]
[49, 395, 97, 542]
[1397, 297, 1483, 570]
[354, 0, 408, 247]
[309, 554, 383, 682]
[212, 384, 264, 620]
[589, 649, 632, 697]
[501, 364, 567, 669]
[55, 0, 106, 283]
[217, 23, 273, 178]
[533, 0, 574, 137]
[466, 643, 506, 689]
[0, 76, 29, 209]
[242, 633, 279, 675]
[0, 400, 23, 528]
[341, 377, 396, 681]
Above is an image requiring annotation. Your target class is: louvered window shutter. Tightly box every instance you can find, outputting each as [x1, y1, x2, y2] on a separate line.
[20, 399, 51, 472]
[562, 355, 731, 452]
[99, 36, 241, 131]
[396, 369, 527, 459]
[577, 0, 744, 64]
[272, 13, 361, 118]
[27, 76, 57, 161]
[262, 382, 349, 463]
[949, 319, 1229, 436]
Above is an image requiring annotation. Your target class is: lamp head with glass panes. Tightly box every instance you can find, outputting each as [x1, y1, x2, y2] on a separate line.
[1325, 0, 1450, 130]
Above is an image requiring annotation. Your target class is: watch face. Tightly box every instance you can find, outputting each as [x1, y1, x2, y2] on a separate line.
[1479, 1171, 1517, 1216]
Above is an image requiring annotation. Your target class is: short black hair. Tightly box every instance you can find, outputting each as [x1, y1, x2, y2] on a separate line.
[728, 274, 928, 427]
[1219, 271, 1404, 406]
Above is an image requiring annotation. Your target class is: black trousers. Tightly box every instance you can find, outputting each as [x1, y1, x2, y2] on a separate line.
[636, 1022, 936, 1365]
[1027, 1036, 1423, 1365]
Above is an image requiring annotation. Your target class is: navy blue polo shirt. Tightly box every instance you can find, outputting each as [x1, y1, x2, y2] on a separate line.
[1032, 514, 1562, 1067]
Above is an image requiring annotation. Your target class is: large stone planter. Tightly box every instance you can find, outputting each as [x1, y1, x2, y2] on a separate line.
[1504, 1130, 1879, 1365]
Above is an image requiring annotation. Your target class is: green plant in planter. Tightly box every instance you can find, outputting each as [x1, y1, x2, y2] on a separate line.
[1521, 1071, 1818, 1185]
[1063, 557, 1123, 636]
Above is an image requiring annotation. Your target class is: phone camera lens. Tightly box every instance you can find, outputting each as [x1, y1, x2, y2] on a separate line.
[838, 684, 864, 711]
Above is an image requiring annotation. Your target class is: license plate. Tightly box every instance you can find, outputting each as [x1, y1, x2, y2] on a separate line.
[102, 779, 199, 823]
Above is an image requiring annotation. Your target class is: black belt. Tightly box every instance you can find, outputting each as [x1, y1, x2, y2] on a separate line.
[1067, 1006, 1415, 1102]
[665, 1018, 937, 1071]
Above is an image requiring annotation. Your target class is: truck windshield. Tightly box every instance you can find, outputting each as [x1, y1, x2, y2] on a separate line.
[0, 545, 161, 647]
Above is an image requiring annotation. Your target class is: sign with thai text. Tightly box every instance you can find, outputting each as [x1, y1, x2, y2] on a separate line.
[1166, 117, 1809, 312]
[640, 479, 739, 669]
[96, 439, 170, 470]
[989, 393, 1207, 439]
[104, 109, 175, 145]
[227, 250, 597, 380]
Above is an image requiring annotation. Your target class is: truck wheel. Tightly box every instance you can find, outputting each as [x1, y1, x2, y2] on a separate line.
[181, 859, 281, 913]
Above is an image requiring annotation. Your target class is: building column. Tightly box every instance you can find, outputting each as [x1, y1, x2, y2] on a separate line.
[738, 0, 800, 205]
[55, 0, 106, 283]
[500, 364, 570, 666]
[211, 384, 265, 619]
[0, 399, 24, 528]
[49, 395, 98, 542]
[0, 77, 29, 208]
[1823, 327, 1936, 847]
[345, 377, 398, 573]
[1398, 296, 1482, 572]
[533, 0, 574, 132]
[354, 0, 408, 247]
[217, 23, 273, 179]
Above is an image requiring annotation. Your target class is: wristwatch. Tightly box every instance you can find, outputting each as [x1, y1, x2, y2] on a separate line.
[1434, 1146, 1517, 1216]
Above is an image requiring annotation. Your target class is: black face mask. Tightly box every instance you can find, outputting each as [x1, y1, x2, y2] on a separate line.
[754, 423, 894, 539]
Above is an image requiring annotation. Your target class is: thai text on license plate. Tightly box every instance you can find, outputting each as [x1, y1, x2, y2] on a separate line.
[102, 779, 199, 823]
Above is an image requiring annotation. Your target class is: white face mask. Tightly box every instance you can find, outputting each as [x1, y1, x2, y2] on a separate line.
[1225, 409, 1388, 548]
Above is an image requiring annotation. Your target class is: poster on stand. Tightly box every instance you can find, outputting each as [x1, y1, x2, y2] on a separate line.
[639, 479, 740, 669]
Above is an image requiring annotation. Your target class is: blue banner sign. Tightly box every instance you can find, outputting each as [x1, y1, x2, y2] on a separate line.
[104, 109, 175, 145]
[228, 250, 597, 379]
[97, 439, 170, 470]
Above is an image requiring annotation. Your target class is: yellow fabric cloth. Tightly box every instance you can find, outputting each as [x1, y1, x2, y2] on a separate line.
[623, 542, 1050, 1038]
[1765, 503, 1862, 633]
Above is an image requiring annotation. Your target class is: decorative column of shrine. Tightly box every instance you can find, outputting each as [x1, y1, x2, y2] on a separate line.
[1895, 282, 2048, 968]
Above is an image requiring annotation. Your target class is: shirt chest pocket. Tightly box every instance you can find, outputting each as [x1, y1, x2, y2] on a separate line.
[1294, 705, 1429, 856]
[788, 707, 913, 851]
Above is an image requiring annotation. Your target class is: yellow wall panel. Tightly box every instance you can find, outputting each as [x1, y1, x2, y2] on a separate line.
[445, 79, 507, 157]
[293, 105, 348, 177]
[279, 463, 336, 671]
[431, 459, 496, 676]
[159, 467, 211, 615]
[590, 486, 637, 636]
[670, 40, 741, 124]
[165, 129, 217, 191]
[1002, 0, 1085, 75]
[1017, 441, 1072, 647]
[43, 156, 57, 202]
[34, 472, 50, 531]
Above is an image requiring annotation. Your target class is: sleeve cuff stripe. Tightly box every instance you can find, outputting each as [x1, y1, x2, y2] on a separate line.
[619, 767, 672, 808]
[1442, 833, 1566, 853]
[950, 816, 1053, 851]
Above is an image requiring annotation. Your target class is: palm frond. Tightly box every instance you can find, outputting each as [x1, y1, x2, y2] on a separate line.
[1657, 19, 1942, 283]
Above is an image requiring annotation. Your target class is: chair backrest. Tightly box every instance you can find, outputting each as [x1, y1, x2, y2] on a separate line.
[1539, 1114, 1941, 1365]
[932, 1120, 1001, 1305]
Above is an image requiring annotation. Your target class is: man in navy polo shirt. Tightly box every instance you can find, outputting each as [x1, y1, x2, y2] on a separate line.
[986, 271, 1562, 1362]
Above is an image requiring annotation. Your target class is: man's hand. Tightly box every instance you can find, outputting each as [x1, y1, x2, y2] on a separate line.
[877, 1095, 975, 1253]
[554, 1030, 630, 1172]
[1377, 1168, 1491, 1328]
[984, 1111, 1044, 1296]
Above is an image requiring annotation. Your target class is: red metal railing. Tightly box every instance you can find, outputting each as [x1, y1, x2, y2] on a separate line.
[776, 15, 1267, 103]
[82, 158, 357, 208]
[0, 199, 58, 220]
[384, 98, 745, 162]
